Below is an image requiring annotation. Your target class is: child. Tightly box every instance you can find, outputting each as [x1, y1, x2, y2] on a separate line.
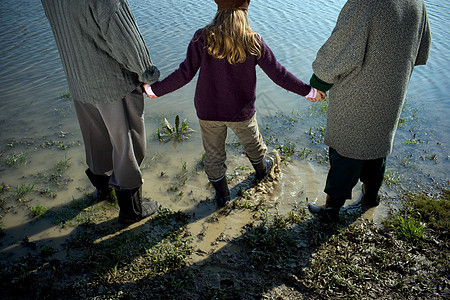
[145, 0, 325, 207]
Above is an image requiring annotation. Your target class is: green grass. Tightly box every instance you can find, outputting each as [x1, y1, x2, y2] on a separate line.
[388, 189, 449, 244]
[393, 210, 427, 244]
[241, 214, 297, 267]
[403, 189, 450, 233]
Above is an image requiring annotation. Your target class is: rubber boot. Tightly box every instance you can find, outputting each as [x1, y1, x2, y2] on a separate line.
[115, 186, 159, 224]
[308, 195, 345, 223]
[251, 156, 274, 181]
[85, 169, 114, 202]
[210, 176, 230, 207]
[360, 183, 380, 208]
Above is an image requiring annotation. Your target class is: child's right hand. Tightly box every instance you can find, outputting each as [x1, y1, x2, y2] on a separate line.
[306, 89, 326, 102]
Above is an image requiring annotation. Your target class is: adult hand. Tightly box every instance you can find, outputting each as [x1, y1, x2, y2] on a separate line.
[316, 90, 327, 101]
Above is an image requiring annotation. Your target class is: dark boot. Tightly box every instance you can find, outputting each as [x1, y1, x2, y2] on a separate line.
[360, 183, 380, 208]
[85, 169, 114, 202]
[210, 176, 230, 207]
[115, 186, 159, 224]
[308, 195, 345, 223]
[251, 150, 280, 182]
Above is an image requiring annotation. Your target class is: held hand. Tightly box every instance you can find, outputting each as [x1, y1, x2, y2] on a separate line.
[316, 90, 327, 101]
[307, 90, 326, 102]
[306, 88, 327, 102]
[143, 83, 158, 99]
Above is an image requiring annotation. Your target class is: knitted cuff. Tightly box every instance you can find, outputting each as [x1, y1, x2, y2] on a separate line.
[310, 73, 333, 92]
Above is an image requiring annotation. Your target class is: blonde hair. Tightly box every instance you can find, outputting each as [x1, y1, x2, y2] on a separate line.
[204, 9, 261, 64]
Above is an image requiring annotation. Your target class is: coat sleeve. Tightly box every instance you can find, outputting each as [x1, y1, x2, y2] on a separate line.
[100, 0, 159, 84]
[415, 3, 431, 66]
[312, 0, 370, 84]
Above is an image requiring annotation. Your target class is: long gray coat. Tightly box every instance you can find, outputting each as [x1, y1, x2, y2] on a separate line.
[41, 0, 160, 104]
[313, 0, 431, 160]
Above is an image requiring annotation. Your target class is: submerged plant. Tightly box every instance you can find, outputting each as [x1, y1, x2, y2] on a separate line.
[60, 90, 71, 99]
[157, 115, 194, 143]
[29, 204, 49, 218]
[15, 183, 35, 200]
[4, 152, 28, 167]
[56, 155, 72, 171]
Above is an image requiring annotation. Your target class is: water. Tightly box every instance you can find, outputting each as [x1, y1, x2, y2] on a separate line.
[0, 0, 448, 260]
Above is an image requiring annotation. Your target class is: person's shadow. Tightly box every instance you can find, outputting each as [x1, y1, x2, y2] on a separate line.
[84, 201, 367, 299]
[1, 169, 371, 299]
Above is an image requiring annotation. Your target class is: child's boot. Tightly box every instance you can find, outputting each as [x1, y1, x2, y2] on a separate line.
[210, 176, 230, 207]
[251, 150, 279, 181]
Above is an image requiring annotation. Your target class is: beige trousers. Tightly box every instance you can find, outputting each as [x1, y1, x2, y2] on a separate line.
[199, 113, 267, 180]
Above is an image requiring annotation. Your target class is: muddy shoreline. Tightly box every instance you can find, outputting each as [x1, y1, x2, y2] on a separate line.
[1, 99, 449, 299]
[0, 171, 448, 299]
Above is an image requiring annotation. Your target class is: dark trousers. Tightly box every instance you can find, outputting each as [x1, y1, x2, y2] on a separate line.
[324, 148, 386, 203]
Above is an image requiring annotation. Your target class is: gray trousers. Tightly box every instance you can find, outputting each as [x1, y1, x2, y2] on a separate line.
[74, 86, 146, 190]
[199, 113, 267, 180]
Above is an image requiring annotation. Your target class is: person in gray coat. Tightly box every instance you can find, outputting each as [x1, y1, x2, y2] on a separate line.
[308, 0, 431, 222]
[41, 0, 160, 224]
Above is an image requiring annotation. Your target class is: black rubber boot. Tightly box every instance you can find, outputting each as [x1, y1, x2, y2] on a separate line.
[251, 156, 273, 181]
[115, 186, 159, 224]
[210, 176, 230, 207]
[85, 169, 114, 202]
[360, 183, 381, 208]
[308, 195, 345, 223]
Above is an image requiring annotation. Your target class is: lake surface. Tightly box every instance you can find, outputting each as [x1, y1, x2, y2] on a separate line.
[0, 0, 449, 260]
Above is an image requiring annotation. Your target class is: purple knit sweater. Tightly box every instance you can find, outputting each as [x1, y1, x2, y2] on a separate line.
[151, 29, 312, 122]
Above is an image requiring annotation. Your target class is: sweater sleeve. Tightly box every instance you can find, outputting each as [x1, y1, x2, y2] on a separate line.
[312, 0, 370, 85]
[257, 38, 312, 96]
[415, 3, 431, 66]
[150, 31, 202, 97]
[101, 0, 159, 84]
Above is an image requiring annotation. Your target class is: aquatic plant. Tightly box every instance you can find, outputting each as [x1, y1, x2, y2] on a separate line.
[60, 90, 71, 99]
[15, 183, 35, 200]
[0, 183, 10, 193]
[307, 123, 326, 144]
[29, 204, 49, 218]
[4, 152, 28, 167]
[157, 115, 194, 143]
[56, 155, 72, 171]
[384, 170, 402, 187]
[307, 98, 328, 118]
